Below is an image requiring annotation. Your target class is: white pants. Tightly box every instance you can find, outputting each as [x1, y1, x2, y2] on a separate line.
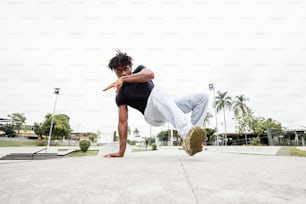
[144, 86, 209, 138]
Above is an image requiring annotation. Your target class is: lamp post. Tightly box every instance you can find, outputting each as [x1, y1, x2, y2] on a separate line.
[47, 88, 60, 150]
[209, 83, 219, 146]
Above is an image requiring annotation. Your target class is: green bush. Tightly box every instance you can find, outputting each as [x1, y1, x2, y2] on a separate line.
[151, 143, 157, 150]
[36, 139, 47, 146]
[79, 139, 91, 152]
[127, 139, 136, 145]
[250, 137, 261, 146]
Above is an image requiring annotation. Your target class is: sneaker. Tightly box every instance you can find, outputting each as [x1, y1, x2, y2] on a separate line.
[183, 126, 206, 156]
[182, 139, 191, 155]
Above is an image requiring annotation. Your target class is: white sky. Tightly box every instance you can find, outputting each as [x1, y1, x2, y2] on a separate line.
[1, 0, 306, 142]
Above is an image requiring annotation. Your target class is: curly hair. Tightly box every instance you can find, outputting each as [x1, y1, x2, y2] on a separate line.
[108, 50, 133, 70]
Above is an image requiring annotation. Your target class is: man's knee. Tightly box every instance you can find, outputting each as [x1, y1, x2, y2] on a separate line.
[196, 93, 209, 103]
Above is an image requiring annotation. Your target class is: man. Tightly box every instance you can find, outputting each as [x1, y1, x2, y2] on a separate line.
[103, 50, 209, 157]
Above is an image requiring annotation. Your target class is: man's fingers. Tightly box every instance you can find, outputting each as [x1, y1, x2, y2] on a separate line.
[103, 84, 114, 91]
[103, 79, 123, 92]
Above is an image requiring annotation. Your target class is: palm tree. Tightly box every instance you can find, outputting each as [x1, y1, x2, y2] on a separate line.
[203, 112, 213, 128]
[133, 128, 140, 138]
[128, 126, 131, 136]
[232, 95, 250, 133]
[215, 91, 232, 145]
[232, 95, 250, 117]
[133, 128, 141, 146]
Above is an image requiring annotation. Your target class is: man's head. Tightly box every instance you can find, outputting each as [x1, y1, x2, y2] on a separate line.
[108, 50, 133, 78]
[108, 50, 133, 70]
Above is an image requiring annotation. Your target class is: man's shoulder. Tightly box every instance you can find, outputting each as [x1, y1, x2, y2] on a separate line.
[133, 65, 146, 73]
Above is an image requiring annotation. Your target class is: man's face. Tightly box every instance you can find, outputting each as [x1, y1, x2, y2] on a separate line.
[115, 65, 131, 78]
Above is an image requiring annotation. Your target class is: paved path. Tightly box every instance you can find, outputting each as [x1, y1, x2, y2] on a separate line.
[205, 146, 290, 156]
[0, 144, 306, 204]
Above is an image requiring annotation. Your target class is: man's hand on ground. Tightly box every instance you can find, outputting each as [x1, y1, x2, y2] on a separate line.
[104, 152, 124, 158]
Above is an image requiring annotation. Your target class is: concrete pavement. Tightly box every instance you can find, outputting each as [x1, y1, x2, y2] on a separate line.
[0, 144, 306, 204]
[205, 146, 290, 156]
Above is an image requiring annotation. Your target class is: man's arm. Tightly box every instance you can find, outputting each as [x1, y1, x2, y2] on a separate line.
[103, 68, 154, 92]
[121, 67, 154, 83]
[104, 105, 128, 157]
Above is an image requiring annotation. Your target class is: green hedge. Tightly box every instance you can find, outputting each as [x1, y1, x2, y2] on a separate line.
[151, 143, 157, 150]
[79, 139, 91, 152]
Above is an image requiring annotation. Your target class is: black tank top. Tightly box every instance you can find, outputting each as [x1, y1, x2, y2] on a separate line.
[115, 65, 154, 114]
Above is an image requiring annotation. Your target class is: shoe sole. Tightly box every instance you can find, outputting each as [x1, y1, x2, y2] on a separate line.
[182, 140, 192, 156]
[188, 127, 206, 156]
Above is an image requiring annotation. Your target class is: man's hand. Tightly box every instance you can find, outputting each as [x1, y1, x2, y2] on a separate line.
[103, 77, 124, 93]
[104, 152, 124, 158]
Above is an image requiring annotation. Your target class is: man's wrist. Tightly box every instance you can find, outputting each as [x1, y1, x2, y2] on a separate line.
[119, 142, 126, 155]
[118, 151, 125, 156]
[120, 76, 127, 82]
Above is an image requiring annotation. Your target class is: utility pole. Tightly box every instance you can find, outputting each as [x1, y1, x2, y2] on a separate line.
[47, 88, 60, 150]
[209, 83, 219, 146]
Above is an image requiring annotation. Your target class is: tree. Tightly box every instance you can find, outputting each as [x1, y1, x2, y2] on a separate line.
[170, 129, 182, 145]
[215, 91, 232, 145]
[0, 124, 16, 137]
[249, 116, 266, 137]
[263, 118, 282, 133]
[205, 128, 216, 145]
[7, 113, 26, 136]
[237, 109, 283, 145]
[41, 113, 72, 140]
[128, 126, 131, 136]
[232, 95, 250, 116]
[257, 118, 283, 138]
[237, 109, 254, 144]
[203, 112, 213, 128]
[157, 130, 169, 142]
[133, 128, 140, 138]
[88, 132, 98, 142]
[33, 122, 44, 139]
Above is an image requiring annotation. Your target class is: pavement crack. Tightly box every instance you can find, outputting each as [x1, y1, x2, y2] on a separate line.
[177, 155, 199, 204]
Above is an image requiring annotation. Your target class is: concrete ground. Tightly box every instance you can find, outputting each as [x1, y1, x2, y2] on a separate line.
[0, 144, 306, 204]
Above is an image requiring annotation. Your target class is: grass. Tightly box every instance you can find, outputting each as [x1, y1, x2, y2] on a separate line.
[0, 140, 38, 147]
[68, 150, 99, 157]
[0, 138, 79, 147]
[289, 147, 306, 157]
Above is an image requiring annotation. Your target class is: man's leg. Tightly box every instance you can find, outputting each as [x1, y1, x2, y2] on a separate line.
[175, 93, 209, 155]
[175, 93, 209, 126]
[144, 86, 208, 156]
[144, 86, 192, 138]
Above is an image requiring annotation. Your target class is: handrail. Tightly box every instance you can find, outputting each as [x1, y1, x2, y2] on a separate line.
[31, 147, 47, 160]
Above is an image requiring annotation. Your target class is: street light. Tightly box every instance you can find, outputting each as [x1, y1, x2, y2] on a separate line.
[47, 88, 60, 150]
[209, 83, 219, 146]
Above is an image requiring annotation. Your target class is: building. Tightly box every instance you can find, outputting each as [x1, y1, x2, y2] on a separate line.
[211, 128, 306, 146]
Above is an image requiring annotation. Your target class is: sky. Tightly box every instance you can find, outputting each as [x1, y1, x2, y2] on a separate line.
[1, 0, 306, 142]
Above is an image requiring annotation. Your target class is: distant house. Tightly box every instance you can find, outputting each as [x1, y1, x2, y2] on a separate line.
[18, 130, 39, 139]
[212, 132, 258, 146]
[18, 125, 40, 139]
[212, 128, 306, 146]
[70, 132, 90, 141]
[281, 129, 305, 146]
[0, 117, 11, 124]
[0, 121, 40, 139]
